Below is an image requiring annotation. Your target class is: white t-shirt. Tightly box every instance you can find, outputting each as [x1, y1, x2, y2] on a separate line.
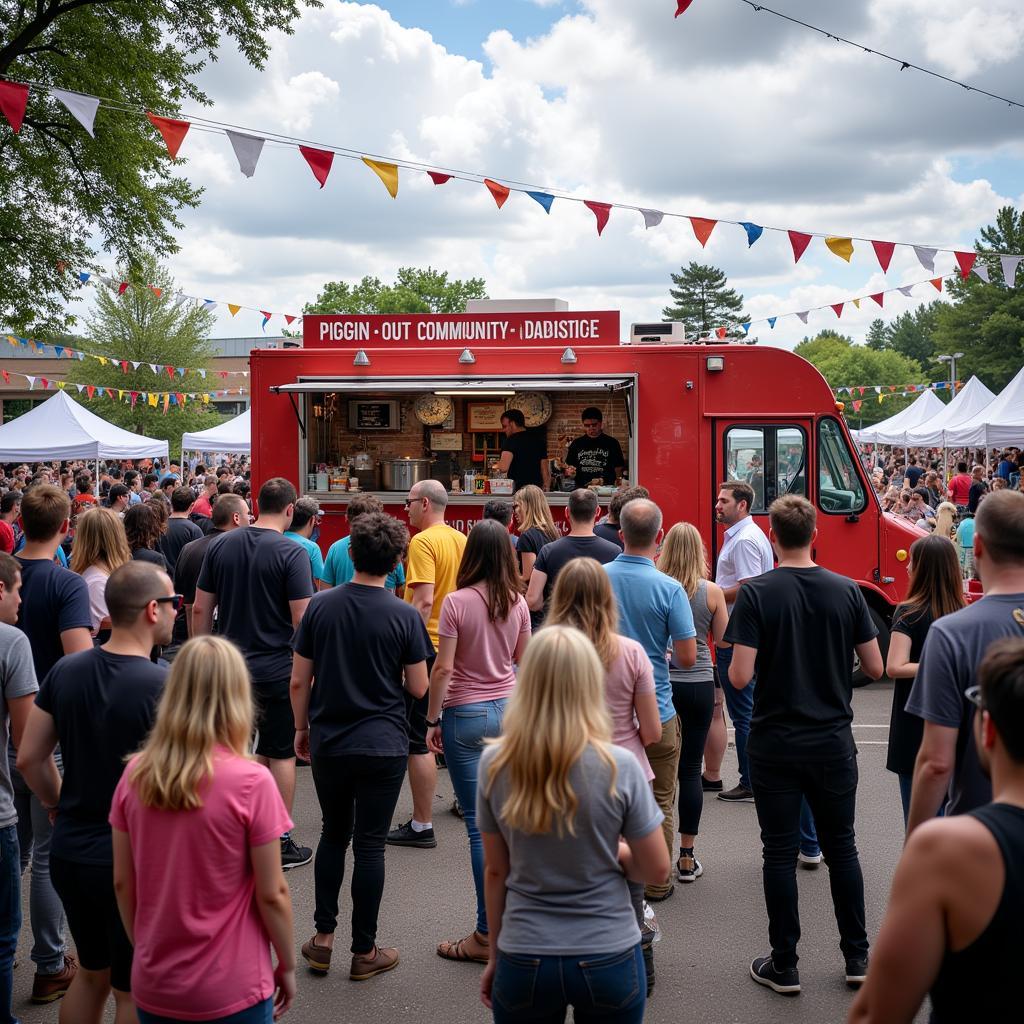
[79, 565, 110, 633]
[716, 516, 774, 612]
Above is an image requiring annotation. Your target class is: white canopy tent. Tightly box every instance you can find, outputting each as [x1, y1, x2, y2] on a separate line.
[0, 391, 168, 461]
[851, 389, 947, 446]
[181, 408, 251, 456]
[941, 365, 1024, 448]
[902, 376, 997, 447]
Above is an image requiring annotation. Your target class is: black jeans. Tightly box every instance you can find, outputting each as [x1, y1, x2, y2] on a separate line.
[671, 678, 714, 837]
[310, 753, 406, 955]
[748, 754, 868, 970]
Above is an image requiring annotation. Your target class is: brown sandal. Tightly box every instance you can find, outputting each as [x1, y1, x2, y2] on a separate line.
[437, 931, 489, 964]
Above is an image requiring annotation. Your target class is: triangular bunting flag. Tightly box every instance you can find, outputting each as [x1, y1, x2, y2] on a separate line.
[1000, 256, 1021, 287]
[148, 393, 158, 407]
[198, 369, 207, 379]
[130, 392, 139, 410]
[0, 371, 8, 384]
[86, 385, 95, 399]
[954, 252, 977, 279]
[284, 315, 297, 326]
[78, 272, 90, 283]
[825, 236, 854, 262]
[166, 366, 176, 379]
[118, 282, 130, 295]
[871, 240, 896, 273]
[146, 112, 190, 158]
[640, 209, 664, 229]
[177, 367, 186, 377]
[930, 278, 943, 292]
[260, 312, 272, 331]
[870, 293, 884, 307]
[51, 88, 100, 137]
[852, 298, 861, 309]
[299, 146, 334, 188]
[163, 394, 170, 414]
[741, 323, 751, 335]
[226, 130, 264, 178]
[716, 327, 727, 339]
[40, 378, 48, 390]
[148, 285, 162, 298]
[54, 346, 64, 358]
[149, 364, 159, 374]
[227, 304, 241, 317]
[76, 384, 85, 393]
[831, 303, 844, 318]
[852, 400, 862, 413]
[973, 264, 991, 284]
[56, 380, 65, 390]
[789, 231, 812, 263]
[675, 0, 696, 14]
[427, 171, 451, 185]
[740, 222, 763, 247]
[527, 192, 554, 214]
[914, 246, 937, 272]
[120, 360, 128, 372]
[483, 179, 510, 209]
[796, 311, 809, 323]
[767, 317, 777, 329]
[584, 201, 612, 236]
[202, 299, 217, 311]
[0, 81, 30, 134]
[689, 217, 717, 247]
[898, 285, 914, 297]
[174, 292, 190, 307]
[362, 157, 399, 198]
[131, 361, 141, 370]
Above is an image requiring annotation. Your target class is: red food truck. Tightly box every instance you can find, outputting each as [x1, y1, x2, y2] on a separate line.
[250, 304, 923, 673]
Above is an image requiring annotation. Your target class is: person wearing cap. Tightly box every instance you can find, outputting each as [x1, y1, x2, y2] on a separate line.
[285, 497, 327, 591]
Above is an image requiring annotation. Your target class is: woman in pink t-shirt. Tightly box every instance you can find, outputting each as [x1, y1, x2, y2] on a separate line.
[425, 519, 531, 967]
[110, 637, 296, 1024]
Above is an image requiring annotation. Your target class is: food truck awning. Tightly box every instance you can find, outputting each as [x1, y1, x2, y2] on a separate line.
[269, 375, 635, 394]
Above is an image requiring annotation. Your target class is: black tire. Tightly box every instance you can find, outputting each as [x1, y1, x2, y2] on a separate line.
[852, 605, 890, 687]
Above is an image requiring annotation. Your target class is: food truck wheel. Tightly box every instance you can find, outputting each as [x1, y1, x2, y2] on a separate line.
[852, 606, 890, 688]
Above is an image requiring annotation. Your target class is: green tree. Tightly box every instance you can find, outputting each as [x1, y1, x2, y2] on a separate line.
[865, 318, 888, 351]
[73, 255, 224, 442]
[0, 0, 319, 335]
[662, 262, 747, 336]
[303, 267, 488, 317]
[932, 206, 1024, 390]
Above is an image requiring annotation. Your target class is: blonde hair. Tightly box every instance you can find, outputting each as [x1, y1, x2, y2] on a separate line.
[546, 558, 620, 668]
[128, 636, 254, 811]
[514, 484, 559, 540]
[70, 507, 131, 575]
[933, 502, 957, 542]
[658, 522, 708, 598]
[483, 626, 616, 836]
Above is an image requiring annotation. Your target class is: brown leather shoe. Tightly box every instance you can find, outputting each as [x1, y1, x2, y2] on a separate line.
[31, 955, 77, 1003]
[350, 945, 399, 981]
[301, 935, 333, 974]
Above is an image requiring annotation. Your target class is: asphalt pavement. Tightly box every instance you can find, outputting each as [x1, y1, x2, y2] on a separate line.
[13, 680, 926, 1024]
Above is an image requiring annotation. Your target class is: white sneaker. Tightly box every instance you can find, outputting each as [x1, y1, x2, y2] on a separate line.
[798, 851, 822, 869]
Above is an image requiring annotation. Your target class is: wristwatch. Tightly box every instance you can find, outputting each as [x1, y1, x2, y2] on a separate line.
[425, 717, 441, 728]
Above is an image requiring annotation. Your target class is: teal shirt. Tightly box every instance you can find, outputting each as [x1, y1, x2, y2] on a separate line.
[284, 531, 325, 587]
[321, 535, 405, 591]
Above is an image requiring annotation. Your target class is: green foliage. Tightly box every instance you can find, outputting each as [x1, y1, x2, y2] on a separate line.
[662, 262, 748, 336]
[72, 255, 225, 442]
[303, 267, 489, 316]
[933, 206, 1024, 390]
[0, 0, 319, 335]
[863, 303, 941, 372]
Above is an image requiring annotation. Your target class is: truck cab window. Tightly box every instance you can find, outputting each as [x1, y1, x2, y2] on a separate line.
[723, 426, 806, 514]
[818, 418, 867, 514]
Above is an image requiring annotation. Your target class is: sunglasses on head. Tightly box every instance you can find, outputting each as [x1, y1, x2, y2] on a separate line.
[965, 685, 984, 711]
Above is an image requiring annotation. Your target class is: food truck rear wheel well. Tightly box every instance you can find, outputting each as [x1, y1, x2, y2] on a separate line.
[852, 590, 893, 687]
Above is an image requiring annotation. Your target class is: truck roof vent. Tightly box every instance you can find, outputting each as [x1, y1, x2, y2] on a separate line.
[625, 321, 694, 345]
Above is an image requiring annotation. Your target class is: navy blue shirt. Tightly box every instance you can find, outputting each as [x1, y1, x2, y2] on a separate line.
[15, 557, 92, 681]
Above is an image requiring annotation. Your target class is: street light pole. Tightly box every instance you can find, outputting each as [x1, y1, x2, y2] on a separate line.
[936, 351, 965, 480]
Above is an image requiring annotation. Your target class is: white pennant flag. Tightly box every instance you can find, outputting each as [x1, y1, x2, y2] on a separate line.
[226, 130, 265, 178]
[76, 383, 84, 393]
[198, 369, 207, 379]
[51, 89, 100, 137]
[640, 209, 664, 229]
[1000, 256, 1021, 287]
[973, 264, 991, 284]
[897, 285, 915, 297]
[796, 311, 809, 323]
[149, 364, 159, 374]
[914, 246, 937, 272]
[173, 292, 190, 307]
[25, 376, 35, 390]
[202, 300, 218, 312]
[131, 360, 141, 370]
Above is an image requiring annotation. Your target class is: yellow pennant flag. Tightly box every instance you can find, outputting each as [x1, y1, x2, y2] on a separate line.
[825, 236, 854, 262]
[363, 157, 399, 198]
[148, 393, 158, 407]
[118, 390, 125, 400]
[852, 298, 861, 309]
[163, 394, 170, 414]
[56, 381, 66, 390]
[228, 304, 241, 317]
[202, 394, 209, 404]
[6, 336, 16, 347]
[97, 356, 108, 365]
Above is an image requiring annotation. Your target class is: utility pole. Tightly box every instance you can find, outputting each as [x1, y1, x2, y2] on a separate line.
[936, 351, 964, 393]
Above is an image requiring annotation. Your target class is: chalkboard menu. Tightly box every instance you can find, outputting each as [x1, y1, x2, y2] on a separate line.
[348, 399, 400, 431]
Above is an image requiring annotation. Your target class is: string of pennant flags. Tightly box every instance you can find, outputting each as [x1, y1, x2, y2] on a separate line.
[3, 77, 1024, 270]
[835, 380, 963, 415]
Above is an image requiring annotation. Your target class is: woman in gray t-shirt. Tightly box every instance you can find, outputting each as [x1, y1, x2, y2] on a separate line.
[477, 626, 666, 1023]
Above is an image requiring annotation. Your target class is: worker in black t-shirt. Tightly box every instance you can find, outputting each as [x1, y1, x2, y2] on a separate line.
[497, 409, 550, 491]
[564, 407, 625, 486]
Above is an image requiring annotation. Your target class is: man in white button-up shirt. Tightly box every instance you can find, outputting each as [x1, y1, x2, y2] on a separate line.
[714, 480, 774, 802]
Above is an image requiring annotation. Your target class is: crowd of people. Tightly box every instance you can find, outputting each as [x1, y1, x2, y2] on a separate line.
[0, 454, 1020, 1023]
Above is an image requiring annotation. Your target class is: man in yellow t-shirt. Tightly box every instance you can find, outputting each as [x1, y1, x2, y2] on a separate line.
[386, 478, 467, 850]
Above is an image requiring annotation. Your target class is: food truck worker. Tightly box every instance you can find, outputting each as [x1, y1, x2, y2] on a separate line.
[497, 409, 550, 492]
[564, 407, 626, 485]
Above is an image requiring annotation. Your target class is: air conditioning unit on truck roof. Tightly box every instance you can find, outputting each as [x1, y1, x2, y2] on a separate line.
[625, 322, 752, 345]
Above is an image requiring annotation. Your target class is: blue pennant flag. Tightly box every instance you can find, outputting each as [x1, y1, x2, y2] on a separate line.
[17, 338, 27, 347]
[177, 367, 186, 377]
[76, 351, 85, 360]
[169, 394, 178, 406]
[740, 222, 764, 247]
[78, 272, 90, 283]
[767, 317, 777, 329]
[526, 191, 555, 214]
[741, 322, 751, 335]
[54, 346, 64, 358]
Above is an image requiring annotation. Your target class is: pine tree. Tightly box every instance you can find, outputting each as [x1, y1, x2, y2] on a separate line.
[865, 319, 889, 351]
[662, 263, 748, 337]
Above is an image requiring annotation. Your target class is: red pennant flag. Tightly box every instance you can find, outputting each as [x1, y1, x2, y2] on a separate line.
[0, 81, 30, 134]
[146, 112, 190, 158]
[871, 240, 896, 273]
[852, 400, 862, 413]
[831, 303, 844, 318]
[690, 217, 717, 247]
[870, 293, 884, 308]
[56, 260, 67, 274]
[907, 385, 917, 392]
[86, 385, 95, 399]
[889, 385, 897, 392]
[165, 365, 175, 379]
[930, 278, 943, 292]
[484, 178, 510, 209]
[299, 146, 334, 188]
[427, 171, 452, 185]
[149, 285, 162, 298]
[175, 393, 185, 405]
[130, 392, 139, 410]
[219, 371, 229, 380]
[584, 201, 612, 236]
[954, 251, 976, 278]
[120, 360, 129, 373]
[789, 230, 813, 263]
[284, 315, 296, 326]
[675, 1, 696, 14]
[118, 282, 130, 295]
[40, 378, 48, 390]
[716, 327, 727, 339]
[857, 387, 866, 397]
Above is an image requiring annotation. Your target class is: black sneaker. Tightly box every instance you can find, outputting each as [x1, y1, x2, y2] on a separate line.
[718, 784, 755, 803]
[676, 853, 704, 883]
[701, 774, 723, 792]
[281, 836, 313, 870]
[845, 958, 868, 989]
[385, 820, 437, 849]
[750, 955, 801, 995]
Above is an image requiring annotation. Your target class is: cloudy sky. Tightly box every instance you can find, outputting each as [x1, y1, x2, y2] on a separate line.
[84, 0, 1024, 349]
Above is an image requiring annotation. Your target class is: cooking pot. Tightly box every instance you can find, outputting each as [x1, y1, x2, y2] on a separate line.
[379, 458, 434, 491]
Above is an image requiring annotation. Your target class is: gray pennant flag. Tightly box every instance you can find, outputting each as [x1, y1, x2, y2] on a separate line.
[897, 285, 914, 297]
[51, 89, 100, 137]
[1000, 255, 1021, 287]
[640, 209, 664, 229]
[972, 264, 991, 284]
[796, 311, 809, 323]
[226, 130, 265, 178]
[913, 246, 937, 272]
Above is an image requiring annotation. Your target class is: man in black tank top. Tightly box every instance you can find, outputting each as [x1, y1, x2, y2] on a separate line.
[848, 637, 1024, 1023]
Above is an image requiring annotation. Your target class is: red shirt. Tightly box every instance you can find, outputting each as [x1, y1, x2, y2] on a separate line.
[0, 521, 13, 554]
[948, 473, 973, 505]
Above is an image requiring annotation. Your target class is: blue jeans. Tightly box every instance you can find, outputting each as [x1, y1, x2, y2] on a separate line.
[442, 699, 506, 936]
[138, 997, 271, 1024]
[716, 646, 754, 789]
[0, 826, 20, 1024]
[800, 799, 819, 857]
[492, 945, 645, 1023]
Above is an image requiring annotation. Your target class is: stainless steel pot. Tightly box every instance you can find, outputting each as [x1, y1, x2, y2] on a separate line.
[379, 458, 434, 491]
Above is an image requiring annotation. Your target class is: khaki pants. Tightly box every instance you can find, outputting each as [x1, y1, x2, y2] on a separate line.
[644, 713, 682, 898]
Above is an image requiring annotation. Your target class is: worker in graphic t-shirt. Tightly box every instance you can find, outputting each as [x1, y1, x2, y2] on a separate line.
[564, 407, 626, 486]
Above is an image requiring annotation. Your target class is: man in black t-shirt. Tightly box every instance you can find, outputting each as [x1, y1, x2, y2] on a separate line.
[565, 406, 626, 486]
[725, 495, 882, 997]
[497, 409, 549, 491]
[968, 465, 989, 514]
[159, 486, 203, 572]
[17, 561, 172, 1021]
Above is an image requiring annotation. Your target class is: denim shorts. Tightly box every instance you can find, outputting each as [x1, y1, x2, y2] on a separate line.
[137, 996, 272, 1024]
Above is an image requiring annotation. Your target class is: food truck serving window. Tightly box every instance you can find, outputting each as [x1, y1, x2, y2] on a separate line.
[270, 376, 635, 394]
